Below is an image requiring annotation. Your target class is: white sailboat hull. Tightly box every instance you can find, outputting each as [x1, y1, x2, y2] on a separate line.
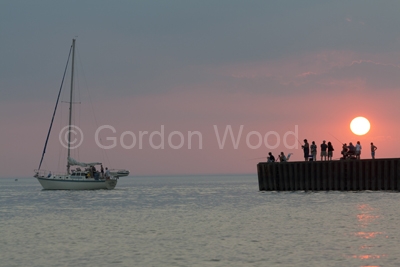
[37, 177, 117, 190]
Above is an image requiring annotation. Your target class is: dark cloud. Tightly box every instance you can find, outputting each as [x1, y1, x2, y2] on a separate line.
[1, 1, 400, 101]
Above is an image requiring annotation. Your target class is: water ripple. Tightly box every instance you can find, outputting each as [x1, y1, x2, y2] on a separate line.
[1, 176, 400, 266]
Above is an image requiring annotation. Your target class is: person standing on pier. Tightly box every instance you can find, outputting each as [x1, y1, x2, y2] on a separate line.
[320, 140, 328, 161]
[327, 142, 334, 160]
[371, 142, 377, 159]
[310, 141, 317, 161]
[302, 139, 309, 161]
[355, 141, 362, 159]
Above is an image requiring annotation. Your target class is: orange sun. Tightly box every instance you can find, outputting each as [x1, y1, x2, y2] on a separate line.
[350, 117, 370, 135]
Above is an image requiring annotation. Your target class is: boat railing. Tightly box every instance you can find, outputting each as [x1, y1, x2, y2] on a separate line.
[34, 169, 67, 178]
[34, 169, 47, 178]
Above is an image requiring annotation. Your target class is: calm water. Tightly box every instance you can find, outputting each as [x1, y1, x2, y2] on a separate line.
[1, 175, 400, 267]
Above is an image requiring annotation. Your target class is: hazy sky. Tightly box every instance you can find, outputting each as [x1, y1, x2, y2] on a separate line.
[2, 1, 400, 177]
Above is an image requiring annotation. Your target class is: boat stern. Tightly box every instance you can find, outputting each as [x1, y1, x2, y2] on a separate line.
[105, 179, 118, 189]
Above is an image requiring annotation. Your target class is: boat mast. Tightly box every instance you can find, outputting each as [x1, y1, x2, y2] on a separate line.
[67, 39, 76, 174]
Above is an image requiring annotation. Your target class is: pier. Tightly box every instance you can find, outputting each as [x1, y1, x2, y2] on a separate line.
[257, 158, 400, 191]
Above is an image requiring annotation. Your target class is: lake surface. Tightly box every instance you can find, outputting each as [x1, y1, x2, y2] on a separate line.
[1, 175, 400, 267]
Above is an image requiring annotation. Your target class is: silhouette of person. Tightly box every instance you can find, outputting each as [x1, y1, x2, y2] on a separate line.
[355, 141, 362, 159]
[327, 142, 334, 160]
[320, 140, 328, 161]
[371, 142, 377, 159]
[267, 152, 275, 163]
[279, 152, 287, 162]
[341, 143, 348, 159]
[310, 141, 317, 161]
[302, 139, 309, 161]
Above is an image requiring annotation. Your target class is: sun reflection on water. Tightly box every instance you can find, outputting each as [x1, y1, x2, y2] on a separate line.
[350, 204, 387, 267]
[352, 254, 387, 259]
[354, 232, 383, 239]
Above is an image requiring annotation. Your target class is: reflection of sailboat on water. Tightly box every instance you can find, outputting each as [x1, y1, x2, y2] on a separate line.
[34, 39, 129, 190]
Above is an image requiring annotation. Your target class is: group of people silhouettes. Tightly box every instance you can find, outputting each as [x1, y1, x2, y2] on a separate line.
[267, 152, 292, 163]
[301, 139, 333, 161]
[87, 165, 111, 180]
[267, 140, 378, 163]
[301, 139, 377, 161]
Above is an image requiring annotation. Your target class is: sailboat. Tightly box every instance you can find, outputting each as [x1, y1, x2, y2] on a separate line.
[34, 39, 129, 190]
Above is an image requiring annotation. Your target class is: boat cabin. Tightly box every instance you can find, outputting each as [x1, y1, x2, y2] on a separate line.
[71, 167, 102, 180]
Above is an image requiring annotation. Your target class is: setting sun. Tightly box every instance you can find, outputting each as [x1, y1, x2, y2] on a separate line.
[350, 117, 370, 135]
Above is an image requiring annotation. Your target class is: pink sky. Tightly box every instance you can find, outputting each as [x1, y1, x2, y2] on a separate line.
[2, 2, 400, 177]
[2, 49, 400, 177]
